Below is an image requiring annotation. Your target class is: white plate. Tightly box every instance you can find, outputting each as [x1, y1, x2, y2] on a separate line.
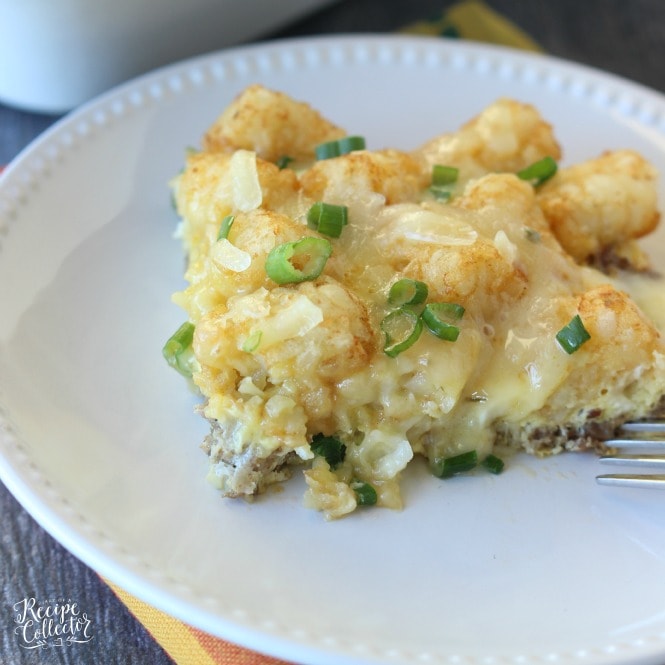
[2, 35, 665, 665]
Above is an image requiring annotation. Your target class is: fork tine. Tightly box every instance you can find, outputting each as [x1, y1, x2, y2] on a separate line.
[599, 454, 665, 468]
[604, 420, 665, 447]
[603, 437, 665, 447]
[596, 474, 665, 488]
[596, 420, 665, 488]
[619, 420, 665, 433]
[596, 419, 665, 489]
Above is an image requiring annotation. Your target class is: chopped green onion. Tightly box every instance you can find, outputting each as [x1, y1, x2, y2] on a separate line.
[265, 237, 332, 284]
[430, 164, 459, 201]
[306, 201, 348, 238]
[388, 278, 429, 306]
[242, 330, 262, 353]
[381, 308, 423, 357]
[311, 434, 346, 469]
[162, 322, 197, 378]
[517, 156, 558, 186]
[351, 481, 378, 506]
[314, 140, 340, 160]
[482, 454, 505, 474]
[432, 164, 459, 187]
[315, 135, 366, 160]
[338, 135, 366, 154]
[524, 227, 541, 243]
[422, 302, 465, 341]
[217, 214, 235, 240]
[430, 188, 453, 202]
[556, 314, 591, 354]
[275, 155, 294, 169]
[431, 450, 478, 478]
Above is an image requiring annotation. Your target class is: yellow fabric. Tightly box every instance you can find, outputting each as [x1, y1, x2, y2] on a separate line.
[107, 579, 290, 664]
[404, 0, 543, 52]
[107, 3, 539, 663]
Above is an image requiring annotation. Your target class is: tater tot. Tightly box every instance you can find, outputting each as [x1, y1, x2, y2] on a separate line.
[537, 150, 660, 266]
[203, 84, 346, 162]
[417, 98, 562, 182]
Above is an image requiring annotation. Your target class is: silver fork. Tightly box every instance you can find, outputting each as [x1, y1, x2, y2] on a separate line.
[596, 420, 665, 488]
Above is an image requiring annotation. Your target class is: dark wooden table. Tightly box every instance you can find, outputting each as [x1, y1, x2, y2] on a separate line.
[1, 1, 664, 663]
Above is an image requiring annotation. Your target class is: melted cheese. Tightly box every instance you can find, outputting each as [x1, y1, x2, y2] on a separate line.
[169, 87, 665, 519]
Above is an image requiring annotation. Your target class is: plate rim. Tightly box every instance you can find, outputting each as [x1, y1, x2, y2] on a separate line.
[3, 33, 665, 665]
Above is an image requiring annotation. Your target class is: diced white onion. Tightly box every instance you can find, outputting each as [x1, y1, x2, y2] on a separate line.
[211, 238, 251, 272]
[237, 376, 263, 396]
[265, 394, 297, 418]
[172, 220, 184, 239]
[494, 229, 517, 263]
[358, 430, 413, 480]
[295, 444, 315, 461]
[230, 149, 262, 212]
[256, 295, 323, 349]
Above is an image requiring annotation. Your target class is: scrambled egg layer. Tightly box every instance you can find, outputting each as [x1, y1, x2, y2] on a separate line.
[169, 85, 665, 519]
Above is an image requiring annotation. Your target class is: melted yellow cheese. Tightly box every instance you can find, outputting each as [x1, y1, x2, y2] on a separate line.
[169, 87, 665, 519]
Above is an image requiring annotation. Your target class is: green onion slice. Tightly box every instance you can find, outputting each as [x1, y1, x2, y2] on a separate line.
[430, 164, 459, 201]
[432, 164, 459, 187]
[388, 278, 429, 306]
[381, 308, 423, 357]
[311, 434, 346, 469]
[422, 302, 465, 341]
[306, 201, 348, 238]
[162, 322, 197, 378]
[517, 156, 558, 186]
[482, 454, 505, 474]
[314, 140, 340, 160]
[338, 135, 366, 154]
[275, 155, 294, 169]
[315, 135, 366, 160]
[430, 187, 453, 202]
[556, 314, 591, 354]
[351, 481, 378, 506]
[242, 330, 262, 353]
[217, 214, 235, 240]
[431, 450, 479, 478]
[524, 227, 541, 243]
[265, 237, 332, 284]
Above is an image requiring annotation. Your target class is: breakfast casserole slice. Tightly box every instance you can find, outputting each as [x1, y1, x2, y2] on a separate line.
[164, 85, 665, 519]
